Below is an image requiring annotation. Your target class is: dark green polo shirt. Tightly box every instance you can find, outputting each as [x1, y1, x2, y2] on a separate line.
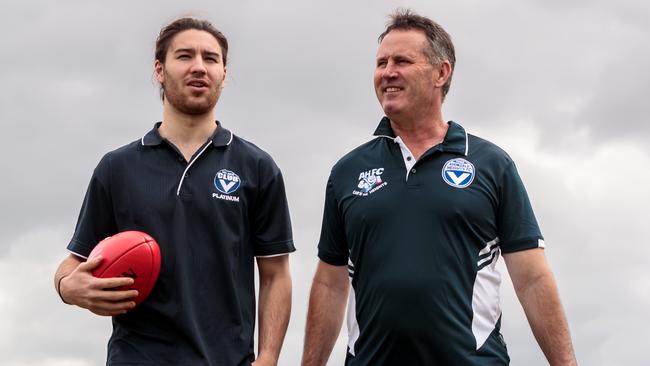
[68, 121, 295, 366]
[318, 117, 543, 365]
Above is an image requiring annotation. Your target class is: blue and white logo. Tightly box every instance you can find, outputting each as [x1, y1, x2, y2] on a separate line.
[442, 158, 475, 188]
[214, 169, 241, 194]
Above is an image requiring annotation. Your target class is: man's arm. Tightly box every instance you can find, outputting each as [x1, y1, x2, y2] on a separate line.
[54, 254, 137, 316]
[503, 248, 577, 365]
[254, 255, 292, 366]
[302, 260, 350, 366]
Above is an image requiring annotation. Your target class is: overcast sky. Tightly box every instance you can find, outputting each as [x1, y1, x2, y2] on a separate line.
[1, 0, 648, 365]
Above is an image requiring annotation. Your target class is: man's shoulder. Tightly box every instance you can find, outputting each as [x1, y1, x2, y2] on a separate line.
[467, 133, 513, 165]
[95, 139, 142, 167]
[106, 138, 143, 156]
[330, 137, 386, 174]
[228, 134, 281, 172]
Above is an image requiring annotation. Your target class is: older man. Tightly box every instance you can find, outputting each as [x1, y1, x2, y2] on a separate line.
[303, 9, 577, 366]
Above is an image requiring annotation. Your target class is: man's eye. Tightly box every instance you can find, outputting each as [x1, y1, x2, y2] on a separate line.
[178, 54, 190, 59]
[206, 57, 218, 63]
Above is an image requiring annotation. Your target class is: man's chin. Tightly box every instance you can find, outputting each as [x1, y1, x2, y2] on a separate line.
[173, 98, 218, 115]
[381, 103, 404, 118]
[181, 104, 215, 115]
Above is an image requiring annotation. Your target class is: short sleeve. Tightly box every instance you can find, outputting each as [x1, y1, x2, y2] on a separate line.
[252, 159, 295, 257]
[497, 160, 544, 253]
[67, 157, 118, 257]
[317, 176, 349, 266]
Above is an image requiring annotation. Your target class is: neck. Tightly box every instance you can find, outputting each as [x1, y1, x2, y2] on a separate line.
[389, 112, 448, 160]
[158, 102, 218, 161]
[159, 102, 217, 146]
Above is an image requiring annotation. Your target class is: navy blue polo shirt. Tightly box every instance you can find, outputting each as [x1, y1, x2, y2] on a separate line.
[67, 121, 295, 366]
[318, 117, 544, 365]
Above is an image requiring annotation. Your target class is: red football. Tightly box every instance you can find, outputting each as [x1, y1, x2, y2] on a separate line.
[88, 230, 161, 306]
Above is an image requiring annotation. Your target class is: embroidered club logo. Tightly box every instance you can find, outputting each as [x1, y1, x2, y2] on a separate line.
[442, 158, 475, 188]
[353, 168, 387, 196]
[214, 169, 241, 194]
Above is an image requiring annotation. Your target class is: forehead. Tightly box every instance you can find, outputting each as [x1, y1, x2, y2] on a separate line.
[168, 29, 222, 54]
[377, 29, 428, 58]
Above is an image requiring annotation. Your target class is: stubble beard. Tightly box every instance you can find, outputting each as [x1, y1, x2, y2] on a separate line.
[163, 73, 221, 116]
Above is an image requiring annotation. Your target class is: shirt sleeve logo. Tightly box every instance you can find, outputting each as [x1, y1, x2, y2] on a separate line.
[353, 168, 388, 196]
[214, 169, 241, 194]
[442, 158, 475, 188]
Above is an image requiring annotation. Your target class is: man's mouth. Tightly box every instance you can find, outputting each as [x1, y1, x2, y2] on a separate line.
[384, 86, 403, 93]
[187, 80, 209, 88]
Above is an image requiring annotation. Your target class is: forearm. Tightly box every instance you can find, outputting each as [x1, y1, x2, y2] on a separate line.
[302, 278, 349, 366]
[54, 254, 83, 300]
[257, 269, 292, 364]
[516, 271, 577, 365]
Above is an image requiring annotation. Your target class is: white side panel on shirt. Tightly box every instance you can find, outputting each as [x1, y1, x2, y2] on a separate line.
[471, 238, 502, 350]
[346, 280, 360, 356]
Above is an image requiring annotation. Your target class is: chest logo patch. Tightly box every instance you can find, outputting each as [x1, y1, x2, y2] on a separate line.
[213, 169, 241, 202]
[442, 158, 475, 188]
[353, 168, 387, 196]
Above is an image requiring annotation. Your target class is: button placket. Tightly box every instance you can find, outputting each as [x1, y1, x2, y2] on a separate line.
[394, 136, 416, 181]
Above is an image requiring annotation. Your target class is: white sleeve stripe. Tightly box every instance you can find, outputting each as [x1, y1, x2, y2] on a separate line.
[68, 250, 88, 260]
[255, 252, 292, 258]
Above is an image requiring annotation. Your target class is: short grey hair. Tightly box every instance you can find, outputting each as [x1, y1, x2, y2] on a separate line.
[379, 9, 456, 100]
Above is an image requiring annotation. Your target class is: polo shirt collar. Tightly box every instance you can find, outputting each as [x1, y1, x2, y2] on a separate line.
[373, 116, 468, 156]
[141, 121, 233, 147]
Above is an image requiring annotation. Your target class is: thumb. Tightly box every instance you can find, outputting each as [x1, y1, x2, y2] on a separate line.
[78, 255, 103, 272]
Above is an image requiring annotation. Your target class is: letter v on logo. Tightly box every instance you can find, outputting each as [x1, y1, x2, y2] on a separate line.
[219, 179, 236, 193]
[447, 172, 470, 185]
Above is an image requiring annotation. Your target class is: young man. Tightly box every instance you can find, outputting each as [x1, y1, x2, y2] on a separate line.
[302, 10, 577, 365]
[54, 18, 294, 366]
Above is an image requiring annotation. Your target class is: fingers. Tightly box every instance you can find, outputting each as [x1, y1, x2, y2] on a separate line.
[77, 255, 104, 272]
[61, 265, 138, 311]
[95, 276, 135, 290]
[87, 298, 137, 316]
[82, 289, 138, 316]
[96, 288, 139, 302]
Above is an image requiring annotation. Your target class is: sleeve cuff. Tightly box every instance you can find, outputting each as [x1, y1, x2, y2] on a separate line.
[500, 237, 545, 254]
[318, 251, 349, 266]
[254, 239, 296, 257]
[66, 239, 94, 258]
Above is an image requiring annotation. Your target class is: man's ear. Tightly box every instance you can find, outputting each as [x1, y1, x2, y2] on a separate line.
[220, 66, 227, 89]
[154, 60, 165, 84]
[435, 60, 452, 88]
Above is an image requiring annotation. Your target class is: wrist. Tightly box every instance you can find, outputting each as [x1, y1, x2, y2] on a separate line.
[56, 275, 70, 304]
[254, 353, 278, 366]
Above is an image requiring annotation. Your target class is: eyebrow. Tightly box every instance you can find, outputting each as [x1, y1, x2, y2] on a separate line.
[174, 48, 221, 58]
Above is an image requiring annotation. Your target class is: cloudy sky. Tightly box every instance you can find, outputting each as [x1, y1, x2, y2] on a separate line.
[1, 0, 648, 365]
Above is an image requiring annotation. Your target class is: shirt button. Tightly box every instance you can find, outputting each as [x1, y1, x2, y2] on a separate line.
[406, 156, 412, 161]
[184, 173, 189, 178]
[178, 156, 184, 162]
[411, 168, 417, 174]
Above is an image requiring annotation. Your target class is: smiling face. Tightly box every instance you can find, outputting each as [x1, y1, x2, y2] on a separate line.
[374, 29, 446, 122]
[154, 29, 226, 115]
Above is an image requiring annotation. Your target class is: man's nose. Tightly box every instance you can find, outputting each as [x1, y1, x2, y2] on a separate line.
[190, 57, 207, 74]
[382, 61, 398, 79]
